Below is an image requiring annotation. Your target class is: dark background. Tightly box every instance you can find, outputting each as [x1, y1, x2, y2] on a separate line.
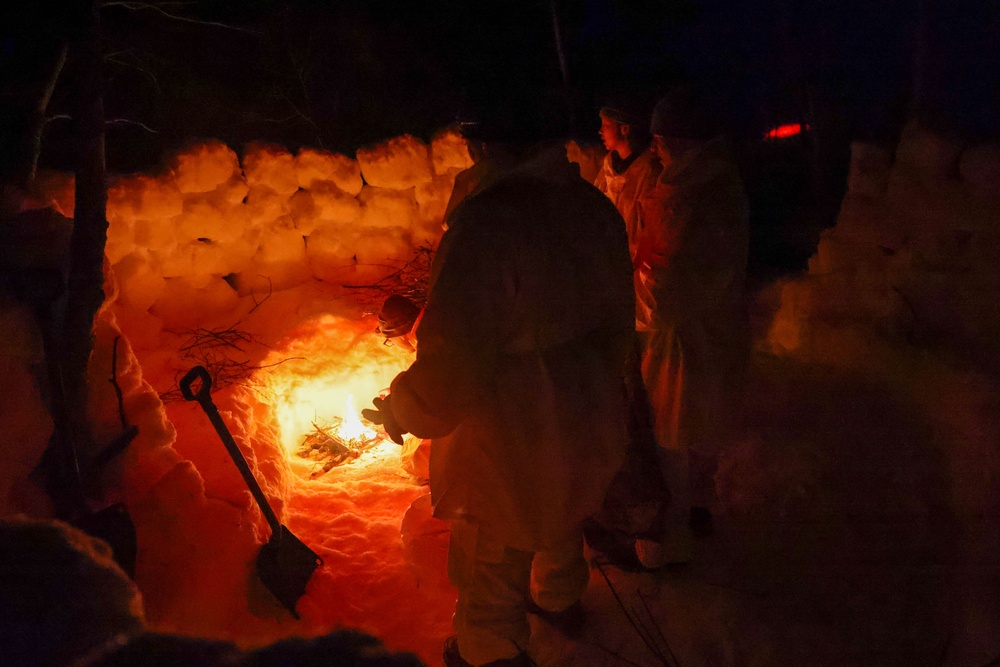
[2, 0, 997, 279]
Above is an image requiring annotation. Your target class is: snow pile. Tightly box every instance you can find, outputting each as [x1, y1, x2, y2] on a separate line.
[741, 121, 1000, 521]
[767, 121, 1000, 363]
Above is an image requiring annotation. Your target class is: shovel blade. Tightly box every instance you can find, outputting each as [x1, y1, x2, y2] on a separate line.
[256, 525, 322, 619]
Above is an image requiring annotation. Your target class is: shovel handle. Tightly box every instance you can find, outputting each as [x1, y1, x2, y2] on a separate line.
[180, 365, 212, 402]
[180, 366, 282, 534]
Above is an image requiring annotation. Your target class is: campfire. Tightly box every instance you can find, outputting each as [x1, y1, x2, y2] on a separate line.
[258, 312, 418, 479]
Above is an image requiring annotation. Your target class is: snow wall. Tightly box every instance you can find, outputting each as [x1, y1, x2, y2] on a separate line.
[752, 120, 1000, 519]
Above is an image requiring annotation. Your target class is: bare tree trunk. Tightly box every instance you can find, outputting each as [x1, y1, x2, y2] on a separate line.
[549, 0, 575, 134]
[912, 0, 931, 122]
[56, 0, 108, 516]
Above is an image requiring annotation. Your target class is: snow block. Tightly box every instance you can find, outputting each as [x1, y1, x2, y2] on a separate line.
[894, 121, 962, 181]
[356, 135, 434, 190]
[243, 143, 300, 195]
[245, 186, 292, 229]
[290, 184, 361, 235]
[114, 252, 166, 311]
[305, 224, 363, 284]
[172, 141, 242, 194]
[175, 198, 248, 245]
[846, 142, 892, 197]
[108, 174, 184, 226]
[295, 148, 364, 195]
[429, 128, 474, 175]
[241, 218, 311, 292]
[150, 277, 240, 327]
[358, 185, 418, 234]
[414, 171, 456, 230]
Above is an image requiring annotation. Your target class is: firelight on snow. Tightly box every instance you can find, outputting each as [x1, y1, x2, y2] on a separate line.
[259, 313, 415, 476]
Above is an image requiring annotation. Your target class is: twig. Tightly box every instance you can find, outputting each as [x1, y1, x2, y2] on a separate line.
[341, 243, 437, 311]
[94, 336, 139, 467]
[106, 118, 160, 133]
[159, 322, 295, 403]
[104, 52, 162, 93]
[629, 599, 668, 664]
[638, 589, 680, 667]
[248, 276, 273, 314]
[110, 336, 128, 429]
[100, 1, 263, 33]
[594, 559, 678, 666]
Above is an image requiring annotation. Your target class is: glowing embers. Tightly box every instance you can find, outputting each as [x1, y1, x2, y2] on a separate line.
[260, 313, 414, 478]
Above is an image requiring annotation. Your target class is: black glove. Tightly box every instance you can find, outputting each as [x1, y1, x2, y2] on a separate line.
[361, 395, 405, 445]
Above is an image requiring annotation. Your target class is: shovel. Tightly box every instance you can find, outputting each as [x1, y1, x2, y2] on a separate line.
[180, 365, 322, 619]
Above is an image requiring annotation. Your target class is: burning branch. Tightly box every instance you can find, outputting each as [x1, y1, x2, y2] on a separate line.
[297, 417, 383, 478]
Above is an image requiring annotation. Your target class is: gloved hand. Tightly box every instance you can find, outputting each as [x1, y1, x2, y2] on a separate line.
[361, 395, 405, 445]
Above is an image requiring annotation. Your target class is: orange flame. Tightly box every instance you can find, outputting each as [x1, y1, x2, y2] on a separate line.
[259, 314, 414, 464]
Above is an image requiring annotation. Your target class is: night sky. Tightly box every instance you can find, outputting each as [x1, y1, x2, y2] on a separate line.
[0, 1, 930, 167]
[1, 0, 997, 276]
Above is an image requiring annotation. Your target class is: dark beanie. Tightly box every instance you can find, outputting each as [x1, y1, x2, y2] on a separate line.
[650, 87, 717, 140]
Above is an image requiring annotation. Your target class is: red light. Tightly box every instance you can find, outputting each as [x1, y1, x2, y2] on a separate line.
[765, 123, 808, 139]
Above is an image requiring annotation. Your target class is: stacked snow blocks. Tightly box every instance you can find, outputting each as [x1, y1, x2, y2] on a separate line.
[768, 121, 1000, 364]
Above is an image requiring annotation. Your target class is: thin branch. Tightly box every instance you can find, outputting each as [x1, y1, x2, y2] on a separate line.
[277, 89, 324, 148]
[241, 110, 304, 125]
[100, 1, 263, 34]
[594, 560, 678, 666]
[45, 114, 73, 126]
[24, 42, 68, 187]
[104, 54, 162, 93]
[106, 118, 160, 133]
[341, 243, 436, 310]
[628, 600, 669, 665]
[638, 589, 680, 667]
[94, 336, 139, 468]
[110, 336, 128, 429]
[247, 276, 273, 314]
